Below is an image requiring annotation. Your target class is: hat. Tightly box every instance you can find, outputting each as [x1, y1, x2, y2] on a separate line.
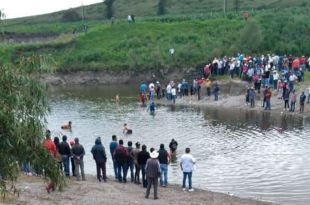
[150, 150, 159, 159]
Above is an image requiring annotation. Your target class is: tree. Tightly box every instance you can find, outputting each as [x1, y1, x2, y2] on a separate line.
[104, 0, 115, 19]
[0, 56, 64, 198]
[234, 0, 239, 12]
[236, 20, 263, 54]
[157, 0, 167, 15]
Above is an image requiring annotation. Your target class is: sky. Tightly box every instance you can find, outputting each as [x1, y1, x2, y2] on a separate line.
[0, 0, 102, 19]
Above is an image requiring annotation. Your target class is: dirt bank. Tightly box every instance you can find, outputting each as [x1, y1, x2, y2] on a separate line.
[41, 68, 200, 86]
[4, 175, 273, 205]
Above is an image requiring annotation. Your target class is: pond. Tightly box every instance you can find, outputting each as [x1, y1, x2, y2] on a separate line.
[47, 85, 310, 205]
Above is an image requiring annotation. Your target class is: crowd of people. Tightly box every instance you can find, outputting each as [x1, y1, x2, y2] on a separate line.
[26, 129, 196, 200]
[139, 78, 221, 109]
[139, 54, 310, 113]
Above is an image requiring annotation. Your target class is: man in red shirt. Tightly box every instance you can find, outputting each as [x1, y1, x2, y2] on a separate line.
[44, 130, 57, 193]
[265, 88, 272, 110]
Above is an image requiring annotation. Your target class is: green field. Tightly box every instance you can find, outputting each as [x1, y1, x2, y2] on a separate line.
[1, 0, 310, 71]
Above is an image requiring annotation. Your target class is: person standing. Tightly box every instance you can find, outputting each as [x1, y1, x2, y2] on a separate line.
[158, 144, 170, 187]
[138, 144, 150, 188]
[58, 135, 71, 177]
[125, 141, 135, 182]
[69, 140, 76, 177]
[283, 89, 290, 111]
[180, 148, 196, 192]
[44, 130, 57, 193]
[290, 90, 297, 112]
[91, 137, 107, 182]
[113, 139, 128, 183]
[265, 88, 272, 110]
[169, 139, 178, 155]
[133, 142, 141, 184]
[249, 87, 256, 108]
[171, 86, 177, 104]
[300, 92, 306, 113]
[71, 137, 86, 181]
[212, 82, 220, 101]
[145, 150, 160, 200]
[110, 135, 118, 180]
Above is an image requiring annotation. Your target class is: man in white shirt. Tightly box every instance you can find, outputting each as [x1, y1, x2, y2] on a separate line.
[166, 84, 172, 101]
[171, 86, 177, 104]
[272, 70, 279, 89]
[180, 148, 196, 192]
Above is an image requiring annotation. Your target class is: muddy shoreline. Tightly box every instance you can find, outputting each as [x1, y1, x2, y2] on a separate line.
[41, 68, 200, 86]
[4, 174, 273, 205]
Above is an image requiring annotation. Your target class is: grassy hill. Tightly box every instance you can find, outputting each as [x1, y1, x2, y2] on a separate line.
[5, 0, 310, 25]
[1, 1, 310, 71]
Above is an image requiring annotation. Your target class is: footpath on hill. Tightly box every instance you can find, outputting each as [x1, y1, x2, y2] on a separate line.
[4, 175, 273, 205]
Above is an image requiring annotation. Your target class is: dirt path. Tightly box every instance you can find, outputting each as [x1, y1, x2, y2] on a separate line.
[4, 175, 273, 205]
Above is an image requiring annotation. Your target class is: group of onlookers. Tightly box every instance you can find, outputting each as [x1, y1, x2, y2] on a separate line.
[39, 130, 196, 200]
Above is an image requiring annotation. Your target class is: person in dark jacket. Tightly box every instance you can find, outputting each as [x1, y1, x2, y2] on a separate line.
[212, 82, 220, 101]
[138, 144, 150, 188]
[71, 137, 85, 181]
[113, 139, 128, 183]
[109, 135, 118, 180]
[125, 141, 134, 182]
[158, 144, 170, 187]
[300, 91, 306, 113]
[145, 150, 160, 200]
[58, 135, 71, 176]
[283, 89, 290, 111]
[91, 137, 107, 182]
[169, 139, 178, 156]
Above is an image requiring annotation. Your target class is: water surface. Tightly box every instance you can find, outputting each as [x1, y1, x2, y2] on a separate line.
[47, 85, 310, 205]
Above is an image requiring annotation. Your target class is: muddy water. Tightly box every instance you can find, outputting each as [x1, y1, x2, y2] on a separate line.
[47, 85, 310, 205]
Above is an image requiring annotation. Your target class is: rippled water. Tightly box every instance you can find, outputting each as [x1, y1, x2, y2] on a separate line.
[47, 85, 310, 205]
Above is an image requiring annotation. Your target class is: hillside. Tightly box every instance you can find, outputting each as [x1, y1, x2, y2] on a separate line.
[4, 0, 310, 26]
[1, 1, 310, 72]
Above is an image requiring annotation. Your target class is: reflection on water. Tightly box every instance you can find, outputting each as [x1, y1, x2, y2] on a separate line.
[47, 85, 310, 205]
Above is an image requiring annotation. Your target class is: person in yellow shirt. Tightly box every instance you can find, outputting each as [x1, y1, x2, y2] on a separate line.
[205, 79, 212, 97]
